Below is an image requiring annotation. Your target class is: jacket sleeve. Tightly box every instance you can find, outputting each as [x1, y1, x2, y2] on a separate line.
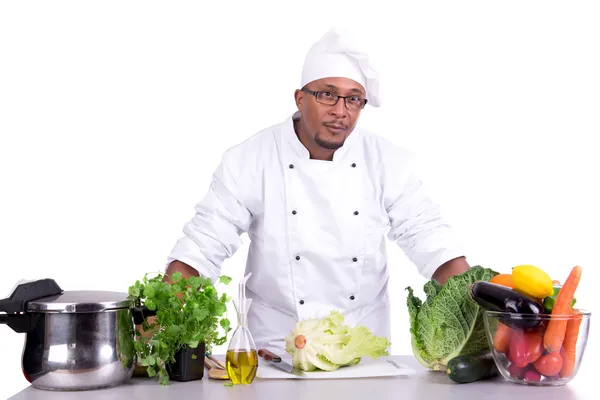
[384, 151, 467, 279]
[165, 155, 252, 283]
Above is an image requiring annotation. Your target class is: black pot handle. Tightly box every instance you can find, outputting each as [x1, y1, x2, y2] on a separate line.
[132, 306, 157, 325]
[0, 279, 63, 313]
[0, 314, 40, 333]
[0, 278, 63, 333]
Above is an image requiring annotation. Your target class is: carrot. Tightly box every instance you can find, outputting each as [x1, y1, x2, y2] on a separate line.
[493, 322, 512, 353]
[490, 274, 515, 288]
[560, 309, 583, 378]
[543, 266, 582, 353]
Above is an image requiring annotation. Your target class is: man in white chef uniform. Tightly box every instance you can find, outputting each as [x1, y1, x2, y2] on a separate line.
[164, 28, 470, 354]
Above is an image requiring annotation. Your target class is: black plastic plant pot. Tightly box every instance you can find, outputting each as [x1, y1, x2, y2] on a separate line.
[167, 342, 206, 382]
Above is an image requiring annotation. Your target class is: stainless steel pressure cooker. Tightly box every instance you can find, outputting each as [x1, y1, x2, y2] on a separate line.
[0, 278, 154, 391]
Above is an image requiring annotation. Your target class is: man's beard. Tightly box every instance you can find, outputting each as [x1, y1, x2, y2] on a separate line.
[315, 133, 344, 150]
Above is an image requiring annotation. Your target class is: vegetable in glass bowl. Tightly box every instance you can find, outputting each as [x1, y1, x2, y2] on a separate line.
[483, 309, 590, 386]
[478, 265, 591, 386]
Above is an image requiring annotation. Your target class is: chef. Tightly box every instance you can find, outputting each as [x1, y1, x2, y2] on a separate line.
[164, 28, 470, 354]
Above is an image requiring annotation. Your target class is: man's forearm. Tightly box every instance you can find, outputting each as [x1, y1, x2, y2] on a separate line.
[432, 256, 470, 285]
[163, 260, 200, 284]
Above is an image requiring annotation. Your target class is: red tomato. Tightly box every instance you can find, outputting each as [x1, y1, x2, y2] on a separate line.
[534, 353, 563, 377]
[509, 330, 543, 367]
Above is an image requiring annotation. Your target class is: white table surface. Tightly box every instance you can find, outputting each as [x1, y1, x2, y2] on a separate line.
[9, 355, 595, 400]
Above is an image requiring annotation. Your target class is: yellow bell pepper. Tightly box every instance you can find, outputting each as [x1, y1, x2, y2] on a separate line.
[511, 264, 554, 299]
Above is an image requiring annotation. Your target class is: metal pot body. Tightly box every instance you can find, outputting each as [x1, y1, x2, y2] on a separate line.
[22, 308, 135, 391]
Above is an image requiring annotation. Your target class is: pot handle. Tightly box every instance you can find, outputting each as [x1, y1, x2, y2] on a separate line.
[0, 278, 61, 333]
[0, 314, 40, 333]
[132, 306, 157, 325]
[0, 278, 63, 314]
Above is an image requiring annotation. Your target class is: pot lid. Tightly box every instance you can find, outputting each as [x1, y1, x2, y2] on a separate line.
[27, 290, 133, 313]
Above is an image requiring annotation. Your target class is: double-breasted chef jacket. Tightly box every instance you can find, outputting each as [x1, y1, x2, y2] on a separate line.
[166, 111, 466, 354]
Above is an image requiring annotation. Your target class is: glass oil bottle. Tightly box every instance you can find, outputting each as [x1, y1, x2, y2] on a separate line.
[226, 273, 258, 384]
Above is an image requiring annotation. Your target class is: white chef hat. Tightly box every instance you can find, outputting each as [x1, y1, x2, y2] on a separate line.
[301, 27, 380, 107]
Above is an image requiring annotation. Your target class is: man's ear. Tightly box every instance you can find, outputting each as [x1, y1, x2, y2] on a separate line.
[294, 89, 304, 111]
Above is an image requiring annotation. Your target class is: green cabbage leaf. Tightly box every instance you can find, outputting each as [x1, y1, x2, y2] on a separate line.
[406, 266, 499, 371]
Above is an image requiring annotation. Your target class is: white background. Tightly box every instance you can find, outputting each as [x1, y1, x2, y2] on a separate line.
[1, 0, 599, 397]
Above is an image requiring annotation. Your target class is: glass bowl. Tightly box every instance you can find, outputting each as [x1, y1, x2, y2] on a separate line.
[482, 309, 591, 386]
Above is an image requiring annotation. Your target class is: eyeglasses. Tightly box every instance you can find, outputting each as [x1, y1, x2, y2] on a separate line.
[302, 88, 367, 111]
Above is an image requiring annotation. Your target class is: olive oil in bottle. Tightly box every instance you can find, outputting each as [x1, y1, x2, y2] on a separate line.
[226, 349, 258, 384]
[226, 274, 258, 384]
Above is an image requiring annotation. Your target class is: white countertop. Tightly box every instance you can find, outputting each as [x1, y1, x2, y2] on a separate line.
[9, 355, 595, 400]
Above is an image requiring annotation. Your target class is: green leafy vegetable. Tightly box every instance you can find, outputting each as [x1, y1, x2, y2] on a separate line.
[406, 266, 499, 371]
[284, 310, 391, 372]
[543, 285, 577, 314]
[128, 271, 232, 385]
[219, 275, 232, 285]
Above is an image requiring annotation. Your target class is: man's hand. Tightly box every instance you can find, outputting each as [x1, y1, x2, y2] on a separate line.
[432, 256, 470, 285]
[163, 260, 200, 283]
[136, 260, 200, 340]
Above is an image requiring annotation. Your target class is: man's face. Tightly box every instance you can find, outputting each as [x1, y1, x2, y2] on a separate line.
[294, 77, 366, 151]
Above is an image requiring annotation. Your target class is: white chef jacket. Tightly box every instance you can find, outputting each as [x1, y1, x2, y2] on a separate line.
[166, 111, 466, 354]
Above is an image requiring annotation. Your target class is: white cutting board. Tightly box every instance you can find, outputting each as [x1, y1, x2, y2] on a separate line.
[256, 357, 415, 379]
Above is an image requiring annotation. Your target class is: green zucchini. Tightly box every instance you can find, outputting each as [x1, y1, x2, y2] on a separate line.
[543, 285, 576, 314]
[446, 350, 499, 383]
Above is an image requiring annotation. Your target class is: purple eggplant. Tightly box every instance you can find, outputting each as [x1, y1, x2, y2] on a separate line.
[469, 281, 543, 329]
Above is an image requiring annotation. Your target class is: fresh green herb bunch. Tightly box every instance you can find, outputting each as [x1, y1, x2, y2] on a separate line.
[128, 271, 232, 384]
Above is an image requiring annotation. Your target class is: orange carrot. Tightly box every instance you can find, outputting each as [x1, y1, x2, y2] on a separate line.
[490, 274, 515, 288]
[493, 322, 512, 353]
[543, 266, 582, 352]
[560, 309, 583, 378]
